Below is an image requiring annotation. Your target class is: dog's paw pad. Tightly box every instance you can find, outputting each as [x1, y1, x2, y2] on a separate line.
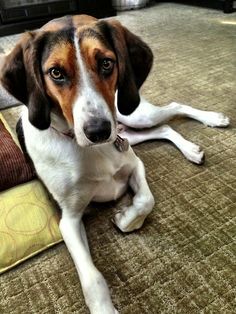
[204, 112, 230, 128]
[113, 210, 146, 233]
[214, 113, 230, 127]
[184, 143, 205, 165]
[194, 150, 205, 165]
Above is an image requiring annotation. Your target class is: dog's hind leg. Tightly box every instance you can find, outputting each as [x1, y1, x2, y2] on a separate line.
[118, 124, 205, 164]
[117, 98, 230, 128]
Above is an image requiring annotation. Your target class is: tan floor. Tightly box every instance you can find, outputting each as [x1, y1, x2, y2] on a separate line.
[0, 2, 236, 313]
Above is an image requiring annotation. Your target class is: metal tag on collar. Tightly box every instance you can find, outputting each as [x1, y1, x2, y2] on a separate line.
[114, 135, 129, 152]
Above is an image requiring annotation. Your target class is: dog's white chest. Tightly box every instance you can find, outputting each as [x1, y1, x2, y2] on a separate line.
[23, 112, 135, 205]
[80, 145, 134, 202]
[92, 164, 131, 202]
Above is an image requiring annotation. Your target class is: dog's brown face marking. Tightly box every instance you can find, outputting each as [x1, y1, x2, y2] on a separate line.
[43, 40, 78, 124]
[78, 35, 118, 112]
[42, 20, 118, 125]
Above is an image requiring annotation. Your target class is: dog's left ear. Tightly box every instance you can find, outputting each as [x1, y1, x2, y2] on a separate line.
[0, 32, 51, 130]
[98, 20, 153, 115]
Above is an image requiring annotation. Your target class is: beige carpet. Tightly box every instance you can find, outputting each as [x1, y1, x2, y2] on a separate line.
[0, 2, 236, 313]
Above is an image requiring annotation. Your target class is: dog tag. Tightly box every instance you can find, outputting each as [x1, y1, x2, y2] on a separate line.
[114, 135, 129, 152]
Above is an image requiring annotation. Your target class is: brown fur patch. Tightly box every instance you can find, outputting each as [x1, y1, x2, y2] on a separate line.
[72, 15, 97, 28]
[42, 23, 118, 126]
[78, 36, 118, 113]
[41, 16, 72, 32]
[41, 15, 97, 33]
[43, 42, 78, 124]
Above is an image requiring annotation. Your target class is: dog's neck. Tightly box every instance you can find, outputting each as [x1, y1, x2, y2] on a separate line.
[50, 111, 71, 134]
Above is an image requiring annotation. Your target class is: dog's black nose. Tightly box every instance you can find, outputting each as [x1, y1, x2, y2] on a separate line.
[83, 119, 111, 143]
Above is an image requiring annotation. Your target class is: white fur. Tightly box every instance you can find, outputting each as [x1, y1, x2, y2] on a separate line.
[73, 36, 116, 147]
[21, 94, 229, 313]
[21, 36, 230, 314]
[117, 99, 229, 164]
[22, 103, 154, 314]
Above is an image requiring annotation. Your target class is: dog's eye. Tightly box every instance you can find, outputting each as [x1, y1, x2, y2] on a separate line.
[49, 68, 64, 80]
[101, 59, 114, 74]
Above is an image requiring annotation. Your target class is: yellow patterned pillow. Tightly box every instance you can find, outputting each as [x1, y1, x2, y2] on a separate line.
[0, 180, 62, 273]
[0, 112, 62, 273]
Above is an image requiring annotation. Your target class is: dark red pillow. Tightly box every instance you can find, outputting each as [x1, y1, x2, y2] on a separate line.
[0, 119, 35, 191]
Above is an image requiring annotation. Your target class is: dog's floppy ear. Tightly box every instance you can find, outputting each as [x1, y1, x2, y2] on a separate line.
[98, 20, 153, 115]
[0, 32, 51, 130]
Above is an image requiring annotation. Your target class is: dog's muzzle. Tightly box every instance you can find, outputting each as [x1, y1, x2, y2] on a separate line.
[83, 118, 111, 143]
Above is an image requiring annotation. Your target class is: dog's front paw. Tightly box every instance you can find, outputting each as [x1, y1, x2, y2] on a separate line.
[113, 209, 146, 232]
[182, 142, 205, 165]
[113, 200, 153, 233]
[203, 112, 230, 128]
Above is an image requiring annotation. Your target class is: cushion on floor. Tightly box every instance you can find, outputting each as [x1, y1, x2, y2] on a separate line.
[0, 116, 35, 191]
[0, 180, 62, 273]
[0, 113, 62, 273]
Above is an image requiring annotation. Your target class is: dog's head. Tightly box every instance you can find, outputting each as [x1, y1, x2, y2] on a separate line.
[0, 15, 153, 146]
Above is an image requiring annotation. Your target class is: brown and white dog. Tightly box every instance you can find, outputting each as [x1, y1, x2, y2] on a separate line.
[0, 15, 230, 314]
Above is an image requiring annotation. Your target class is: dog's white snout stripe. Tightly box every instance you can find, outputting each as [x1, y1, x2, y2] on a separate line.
[72, 35, 116, 146]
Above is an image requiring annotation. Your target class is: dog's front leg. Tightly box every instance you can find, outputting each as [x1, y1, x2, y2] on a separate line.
[59, 204, 118, 314]
[113, 158, 155, 232]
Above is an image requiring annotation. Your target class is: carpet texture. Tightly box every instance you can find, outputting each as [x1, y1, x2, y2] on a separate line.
[0, 2, 236, 313]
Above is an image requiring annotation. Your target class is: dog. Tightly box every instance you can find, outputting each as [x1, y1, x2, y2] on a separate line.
[0, 15, 230, 314]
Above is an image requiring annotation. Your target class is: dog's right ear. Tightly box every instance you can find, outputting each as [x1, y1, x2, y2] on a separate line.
[0, 32, 51, 130]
